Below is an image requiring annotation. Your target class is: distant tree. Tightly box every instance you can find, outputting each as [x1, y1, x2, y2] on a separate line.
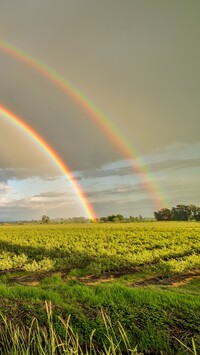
[107, 215, 116, 222]
[136, 215, 144, 222]
[188, 205, 200, 221]
[41, 215, 50, 224]
[154, 208, 171, 221]
[194, 207, 200, 221]
[100, 217, 108, 223]
[100, 214, 125, 222]
[171, 205, 190, 221]
[154, 204, 200, 221]
[128, 215, 144, 222]
[115, 214, 124, 222]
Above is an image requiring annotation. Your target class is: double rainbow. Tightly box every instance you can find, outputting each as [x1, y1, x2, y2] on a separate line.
[0, 40, 165, 214]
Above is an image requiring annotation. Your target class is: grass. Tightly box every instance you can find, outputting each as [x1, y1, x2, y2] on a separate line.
[0, 301, 198, 355]
[0, 281, 200, 353]
[0, 222, 200, 353]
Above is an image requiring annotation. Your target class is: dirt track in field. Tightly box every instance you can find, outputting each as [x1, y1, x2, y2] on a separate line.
[132, 269, 200, 288]
[5, 267, 200, 288]
[79, 268, 200, 288]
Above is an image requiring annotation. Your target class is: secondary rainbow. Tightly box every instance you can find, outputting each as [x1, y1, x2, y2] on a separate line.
[0, 104, 97, 220]
[0, 40, 166, 209]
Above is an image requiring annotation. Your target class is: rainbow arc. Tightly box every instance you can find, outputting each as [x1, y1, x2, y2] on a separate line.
[0, 104, 97, 220]
[0, 40, 166, 209]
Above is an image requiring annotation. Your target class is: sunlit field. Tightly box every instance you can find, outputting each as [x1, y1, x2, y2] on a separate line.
[0, 222, 200, 354]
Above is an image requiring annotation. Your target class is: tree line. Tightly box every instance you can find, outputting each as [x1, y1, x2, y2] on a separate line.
[40, 214, 149, 224]
[154, 204, 200, 221]
[99, 214, 147, 222]
[41, 206, 200, 224]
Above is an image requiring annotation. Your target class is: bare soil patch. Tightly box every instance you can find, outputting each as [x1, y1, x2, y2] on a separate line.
[133, 268, 200, 287]
[5, 267, 200, 289]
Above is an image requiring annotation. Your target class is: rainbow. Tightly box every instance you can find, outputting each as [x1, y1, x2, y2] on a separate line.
[0, 40, 166, 209]
[0, 104, 97, 220]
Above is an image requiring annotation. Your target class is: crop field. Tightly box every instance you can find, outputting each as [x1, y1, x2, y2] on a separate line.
[0, 222, 200, 354]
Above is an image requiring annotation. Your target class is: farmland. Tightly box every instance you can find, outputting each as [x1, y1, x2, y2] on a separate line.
[0, 222, 200, 354]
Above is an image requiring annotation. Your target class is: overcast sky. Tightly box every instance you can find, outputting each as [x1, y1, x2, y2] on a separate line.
[0, 0, 199, 220]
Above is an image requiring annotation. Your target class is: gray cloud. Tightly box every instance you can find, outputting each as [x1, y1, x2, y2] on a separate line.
[0, 183, 9, 195]
[0, 190, 79, 221]
[0, 168, 61, 182]
[81, 156, 200, 180]
[0, 1, 199, 218]
[0, 1, 199, 161]
[87, 184, 148, 200]
[0, 168, 82, 183]
[33, 191, 69, 199]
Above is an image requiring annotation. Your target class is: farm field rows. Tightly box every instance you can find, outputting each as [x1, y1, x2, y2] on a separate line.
[0, 222, 200, 354]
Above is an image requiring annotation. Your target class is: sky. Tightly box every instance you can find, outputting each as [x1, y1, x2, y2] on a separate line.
[0, 0, 199, 220]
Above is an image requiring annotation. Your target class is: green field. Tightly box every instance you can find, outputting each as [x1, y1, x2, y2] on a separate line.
[0, 222, 200, 354]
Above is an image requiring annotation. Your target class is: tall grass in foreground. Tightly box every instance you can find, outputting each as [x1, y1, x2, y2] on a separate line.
[0, 302, 197, 355]
[0, 301, 139, 355]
